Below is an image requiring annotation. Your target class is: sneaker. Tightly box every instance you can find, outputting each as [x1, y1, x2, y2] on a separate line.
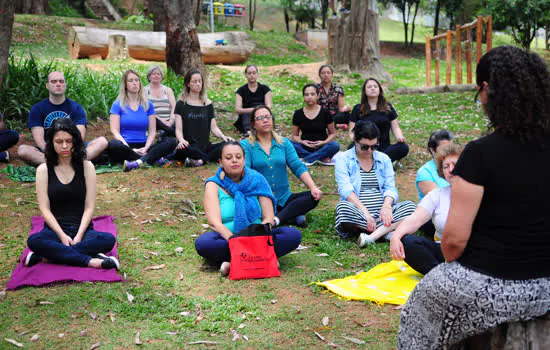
[304, 160, 318, 166]
[357, 233, 375, 248]
[184, 158, 203, 167]
[155, 157, 167, 167]
[163, 160, 183, 168]
[319, 158, 335, 166]
[123, 160, 140, 172]
[331, 13, 338, 18]
[0, 151, 9, 163]
[220, 261, 230, 276]
[295, 215, 307, 228]
[339, 7, 350, 13]
[24, 251, 42, 267]
[97, 253, 121, 270]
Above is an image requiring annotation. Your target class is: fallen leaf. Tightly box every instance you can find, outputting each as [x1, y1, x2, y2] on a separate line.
[314, 331, 325, 341]
[341, 336, 365, 345]
[30, 334, 40, 341]
[179, 311, 191, 316]
[169, 319, 176, 325]
[270, 299, 277, 304]
[354, 320, 375, 327]
[166, 332, 178, 335]
[148, 251, 159, 256]
[90, 341, 102, 349]
[175, 247, 184, 253]
[334, 261, 343, 266]
[108, 313, 116, 323]
[88, 312, 97, 320]
[201, 224, 209, 229]
[237, 323, 245, 329]
[242, 335, 249, 341]
[5, 338, 23, 347]
[316, 253, 329, 257]
[144, 264, 165, 270]
[127, 292, 135, 303]
[135, 332, 142, 345]
[39, 301, 55, 305]
[295, 244, 308, 250]
[0, 289, 6, 301]
[322, 316, 330, 326]
[58, 333, 65, 338]
[178, 273, 184, 280]
[292, 306, 301, 314]
[394, 304, 404, 310]
[80, 330, 88, 337]
[194, 304, 204, 323]
[16, 331, 29, 337]
[230, 328, 240, 341]
[188, 341, 217, 345]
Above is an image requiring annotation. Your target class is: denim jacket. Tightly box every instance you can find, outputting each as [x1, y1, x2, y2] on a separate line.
[335, 148, 398, 203]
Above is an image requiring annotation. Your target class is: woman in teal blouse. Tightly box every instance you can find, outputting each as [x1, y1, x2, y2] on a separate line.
[240, 105, 322, 227]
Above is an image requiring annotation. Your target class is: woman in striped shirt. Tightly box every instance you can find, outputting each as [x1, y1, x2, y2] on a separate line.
[144, 65, 177, 136]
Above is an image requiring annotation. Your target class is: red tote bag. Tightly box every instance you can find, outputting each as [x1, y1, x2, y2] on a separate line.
[228, 224, 280, 280]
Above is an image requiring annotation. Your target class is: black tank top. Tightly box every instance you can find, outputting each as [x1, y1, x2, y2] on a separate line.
[47, 163, 87, 227]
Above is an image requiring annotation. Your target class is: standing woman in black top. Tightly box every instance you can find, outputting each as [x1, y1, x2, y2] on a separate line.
[25, 118, 119, 269]
[349, 78, 409, 163]
[398, 46, 550, 349]
[291, 84, 340, 165]
[234, 65, 273, 136]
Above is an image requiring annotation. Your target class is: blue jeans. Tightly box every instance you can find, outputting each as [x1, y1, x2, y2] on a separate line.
[291, 141, 340, 163]
[27, 224, 116, 267]
[401, 234, 444, 275]
[0, 129, 20, 152]
[195, 226, 302, 264]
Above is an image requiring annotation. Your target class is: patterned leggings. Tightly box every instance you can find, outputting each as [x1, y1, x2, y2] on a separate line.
[398, 262, 550, 349]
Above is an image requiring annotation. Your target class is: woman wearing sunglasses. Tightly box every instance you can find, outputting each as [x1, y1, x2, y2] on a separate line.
[335, 121, 415, 247]
[240, 106, 322, 228]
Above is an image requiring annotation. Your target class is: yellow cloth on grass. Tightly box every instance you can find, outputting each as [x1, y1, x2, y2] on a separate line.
[316, 260, 423, 305]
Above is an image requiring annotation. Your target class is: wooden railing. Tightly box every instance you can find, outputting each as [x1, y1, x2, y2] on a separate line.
[425, 16, 492, 87]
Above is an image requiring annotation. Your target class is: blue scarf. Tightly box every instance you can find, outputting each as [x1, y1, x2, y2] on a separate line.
[205, 166, 275, 233]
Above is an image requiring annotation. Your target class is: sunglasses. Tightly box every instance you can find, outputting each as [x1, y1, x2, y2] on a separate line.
[474, 86, 482, 104]
[254, 115, 273, 121]
[358, 143, 379, 151]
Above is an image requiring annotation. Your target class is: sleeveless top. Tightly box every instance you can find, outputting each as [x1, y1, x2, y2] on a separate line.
[145, 85, 171, 120]
[47, 163, 87, 227]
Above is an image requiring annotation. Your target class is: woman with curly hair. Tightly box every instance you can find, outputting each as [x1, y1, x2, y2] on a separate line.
[398, 46, 550, 348]
[349, 78, 409, 163]
[25, 118, 119, 269]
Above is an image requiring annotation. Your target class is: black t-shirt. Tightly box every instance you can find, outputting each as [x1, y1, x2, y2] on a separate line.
[47, 163, 86, 227]
[350, 103, 398, 149]
[236, 83, 271, 109]
[453, 132, 550, 280]
[292, 107, 333, 142]
[174, 101, 214, 151]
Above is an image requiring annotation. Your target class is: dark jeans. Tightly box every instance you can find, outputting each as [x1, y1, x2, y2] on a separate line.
[347, 141, 409, 163]
[401, 234, 444, 275]
[233, 113, 251, 133]
[27, 224, 116, 267]
[0, 129, 20, 152]
[171, 142, 224, 164]
[195, 226, 302, 264]
[277, 191, 319, 225]
[291, 141, 340, 163]
[419, 220, 436, 238]
[108, 138, 177, 165]
[333, 112, 350, 125]
[156, 118, 175, 137]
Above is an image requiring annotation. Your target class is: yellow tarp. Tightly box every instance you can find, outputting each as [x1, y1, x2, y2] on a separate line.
[316, 260, 423, 305]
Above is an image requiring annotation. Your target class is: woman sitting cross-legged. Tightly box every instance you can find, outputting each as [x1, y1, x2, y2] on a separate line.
[389, 143, 462, 274]
[194, 141, 302, 276]
[169, 69, 233, 167]
[291, 83, 340, 166]
[108, 69, 177, 172]
[241, 105, 322, 227]
[335, 120, 416, 247]
[25, 118, 119, 269]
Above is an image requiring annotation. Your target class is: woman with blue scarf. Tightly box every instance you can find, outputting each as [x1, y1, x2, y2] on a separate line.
[195, 142, 302, 276]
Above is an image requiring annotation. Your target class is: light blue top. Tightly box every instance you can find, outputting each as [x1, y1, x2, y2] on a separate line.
[415, 159, 449, 200]
[110, 100, 155, 144]
[218, 187, 261, 233]
[335, 148, 398, 203]
[241, 137, 308, 207]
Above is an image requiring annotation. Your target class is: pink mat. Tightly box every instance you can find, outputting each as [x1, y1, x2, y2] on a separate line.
[6, 215, 124, 290]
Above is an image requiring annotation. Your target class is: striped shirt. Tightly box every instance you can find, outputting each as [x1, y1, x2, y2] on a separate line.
[145, 85, 171, 120]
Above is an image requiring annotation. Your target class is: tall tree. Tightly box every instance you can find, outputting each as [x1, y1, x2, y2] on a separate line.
[15, 0, 49, 14]
[319, 0, 329, 29]
[0, 0, 16, 90]
[146, 0, 167, 31]
[249, 0, 257, 30]
[433, 0, 441, 36]
[164, 0, 205, 78]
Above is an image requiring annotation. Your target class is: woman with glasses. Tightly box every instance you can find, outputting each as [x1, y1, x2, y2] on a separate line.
[349, 78, 409, 163]
[390, 143, 462, 274]
[241, 106, 322, 227]
[291, 84, 340, 166]
[108, 69, 177, 172]
[335, 121, 415, 247]
[399, 46, 550, 349]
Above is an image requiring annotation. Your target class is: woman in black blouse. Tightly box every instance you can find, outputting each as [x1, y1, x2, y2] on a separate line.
[349, 78, 408, 163]
[398, 46, 550, 349]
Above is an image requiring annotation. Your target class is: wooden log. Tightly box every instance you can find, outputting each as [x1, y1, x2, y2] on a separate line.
[476, 16, 483, 63]
[455, 25, 462, 85]
[446, 31, 452, 85]
[435, 39, 440, 86]
[426, 37, 432, 87]
[486, 15, 492, 51]
[106, 34, 128, 60]
[395, 83, 476, 95]
[67, 26, 255, 64]
[465, 29, 472, 84]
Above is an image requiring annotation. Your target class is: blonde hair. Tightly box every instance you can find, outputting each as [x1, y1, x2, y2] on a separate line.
[178, 69, 207, 105]
[435, 143, 463, 178]
[247, 105, 283, 145]
[116, 69, 150, 111]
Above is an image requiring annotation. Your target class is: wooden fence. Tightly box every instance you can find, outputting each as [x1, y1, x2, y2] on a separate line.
[425, 16, 492, 87]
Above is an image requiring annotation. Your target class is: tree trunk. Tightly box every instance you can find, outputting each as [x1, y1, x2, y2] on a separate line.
[0, 0, 16, 90]
[327, 0, 389, 81]
[146, 0, 166, 31]
[320, 0, 328, 29]
[107, 35, 128, 60]
[193, 0, 201, 26]
[248, 0, 256, 30]
[546, 24, 549, 50]
[284, 8, 290, 33]
[409, 0, 420, 46]
[433, 0, 441, 36]
[164, 0, 205, 78]
[401, 5, 409, 47]
[15, 0, 49, 14]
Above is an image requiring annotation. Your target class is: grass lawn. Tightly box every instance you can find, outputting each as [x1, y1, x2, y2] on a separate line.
[0, 14, 492, 349]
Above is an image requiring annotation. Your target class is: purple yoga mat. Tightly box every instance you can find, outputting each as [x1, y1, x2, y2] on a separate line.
[6, 215, 124, 290]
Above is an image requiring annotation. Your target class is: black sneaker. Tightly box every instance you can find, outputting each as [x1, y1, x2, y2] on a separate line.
[97, 253, 121, 270]
[24, 251, 42, 267]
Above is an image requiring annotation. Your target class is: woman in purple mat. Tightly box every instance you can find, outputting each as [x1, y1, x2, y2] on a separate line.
[195, 141, 302, 276]
[25, 118, 120, 270]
